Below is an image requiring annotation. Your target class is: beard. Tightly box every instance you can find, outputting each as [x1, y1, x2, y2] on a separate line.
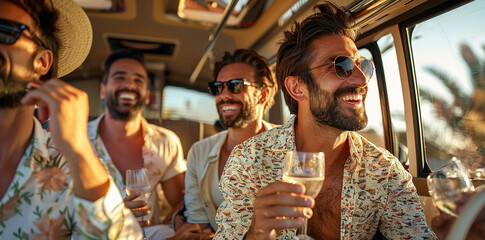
[105, 88, 146, 121]
[0, 50, 35, 108]
[308, 81, 368, 131]
[217, 99, 257, 128]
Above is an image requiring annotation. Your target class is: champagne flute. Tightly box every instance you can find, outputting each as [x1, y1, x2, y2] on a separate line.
[427, 157, 475, 217]
[282, 151, 325, 240]
[125, 168, 152, 240]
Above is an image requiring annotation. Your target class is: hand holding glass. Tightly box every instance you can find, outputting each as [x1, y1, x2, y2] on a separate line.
[427, 157, 475, 217]
[125, 168, 151, 240]
[282, 151, 325, 240]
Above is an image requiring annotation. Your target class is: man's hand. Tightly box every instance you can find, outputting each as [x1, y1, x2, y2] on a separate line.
[21, 78, 109, 201]
[124, 193, 151, 227]
[245, 181, 314, 240]
[22, 78, 90, 156]
[166, 222, 214, 240]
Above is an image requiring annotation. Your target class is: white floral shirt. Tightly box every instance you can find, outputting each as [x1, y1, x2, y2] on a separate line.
[88, 114, 187, 224]
[215, 116, 436, 240]
[0, 117, 141, 239]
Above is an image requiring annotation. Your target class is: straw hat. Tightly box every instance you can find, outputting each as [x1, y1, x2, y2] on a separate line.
[48, 0, 93, 77]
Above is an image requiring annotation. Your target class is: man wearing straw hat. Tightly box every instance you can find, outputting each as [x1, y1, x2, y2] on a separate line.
[0, 0, 141, 238]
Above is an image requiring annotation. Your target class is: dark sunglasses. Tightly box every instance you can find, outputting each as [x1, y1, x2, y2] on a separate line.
[208, 79, 258, 96]
[305, 56, 374, 80]
[0, 18, 48, 49]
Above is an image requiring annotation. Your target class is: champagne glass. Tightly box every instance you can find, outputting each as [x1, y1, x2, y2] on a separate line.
[282, 151, 325, 240]
[125, 168, 152, 240]
[427, 157, 475, 217]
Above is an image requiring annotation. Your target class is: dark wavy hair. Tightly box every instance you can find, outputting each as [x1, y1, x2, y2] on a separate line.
[8, 0, 60, 80]
[276, 2, 358, 114]
[102, 48, 146, 85]
[213, 49, 278, 113]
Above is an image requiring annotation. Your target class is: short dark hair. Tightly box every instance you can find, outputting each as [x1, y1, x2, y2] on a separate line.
[102, 48, 146, 85]
[213, 49, 277, 113]
[276, 2, 357, 114]
[8, 0, 60, 80]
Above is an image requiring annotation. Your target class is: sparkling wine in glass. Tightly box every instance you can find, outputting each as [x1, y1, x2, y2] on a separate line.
[282, 151, 325, 240]
[125, 168, 152, 240]
[427, 157, 475, 217]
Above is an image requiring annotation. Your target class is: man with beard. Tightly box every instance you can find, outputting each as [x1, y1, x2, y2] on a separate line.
[168, 49, 277, 239]
[88, 49, 186, 239]
[214, 2, 436, 240]
[0, 0, 141, 239]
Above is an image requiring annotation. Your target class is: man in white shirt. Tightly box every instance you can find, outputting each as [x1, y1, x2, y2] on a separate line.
[169, 49, 278, 239]
[88, 48, 186, 239]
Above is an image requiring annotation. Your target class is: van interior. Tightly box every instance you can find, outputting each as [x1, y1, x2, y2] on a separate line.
[65, 0, 485, 234]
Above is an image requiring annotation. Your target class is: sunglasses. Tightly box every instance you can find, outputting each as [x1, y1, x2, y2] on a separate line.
[208, 79, 258, 96]
[305, 56, 374, 80]
[0, 18, 48, 49]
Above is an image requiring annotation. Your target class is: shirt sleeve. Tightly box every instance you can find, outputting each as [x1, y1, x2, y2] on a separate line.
[184, 145, 210, 224]
[161, 131, 187, 182]
[380, 158, 437, 239]
[72, 177, 143, 239]
[214, 145, 256, 240]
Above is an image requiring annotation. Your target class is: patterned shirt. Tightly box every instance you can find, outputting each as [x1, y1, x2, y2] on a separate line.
[88, 114, 187, 224]
[0, 117, 141, 239]
[215, 116, 436, 240]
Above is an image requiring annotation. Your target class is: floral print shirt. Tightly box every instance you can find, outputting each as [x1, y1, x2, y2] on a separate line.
[88, 114, 187, 224]
[0, 117, 141, 239]
[215, 116, 436, 240]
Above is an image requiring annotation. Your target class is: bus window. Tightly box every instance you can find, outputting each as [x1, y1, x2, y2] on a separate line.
[162, 86, 218, 124]
[378, 34, 409, 168]
[409, 1, 485, 178]
[358, 48, 385, 149]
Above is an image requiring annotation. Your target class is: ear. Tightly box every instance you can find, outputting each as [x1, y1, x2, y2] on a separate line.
[284, 75, 307, 102]
[258, 87, 270, 104]
[100, 82, 106, 100]
[145, 89, 151, 105]
[33, 49, 53, 76]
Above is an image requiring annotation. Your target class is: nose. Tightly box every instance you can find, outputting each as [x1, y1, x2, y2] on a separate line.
[121, 77, 137, 89]
[217, 82, 232, 99]
[347, 63, 369, 87]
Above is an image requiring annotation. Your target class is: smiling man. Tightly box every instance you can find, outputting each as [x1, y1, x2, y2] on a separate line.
[87, 49, 186, 239]
[169, 49, 277, 239]
[214, 2, 436, 240]
[0, 0, 141, 239]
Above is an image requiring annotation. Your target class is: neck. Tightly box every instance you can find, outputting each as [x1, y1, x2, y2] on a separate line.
[294, 113, 349, 166]
[99, 111, 143, 142]
[0, 106, 35, 169]
[225, 118, 266, 151]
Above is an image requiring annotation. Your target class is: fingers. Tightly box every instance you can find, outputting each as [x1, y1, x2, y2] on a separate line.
[138, 219, 150, 227]
[21, 78, 90, 155]
[124, 192, 142, 202]
[256, 181, 304, 198]
[254, 190, 314, 210]
[250, 182, 314, 235]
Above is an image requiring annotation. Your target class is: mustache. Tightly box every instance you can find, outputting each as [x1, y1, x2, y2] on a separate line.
[334, 86, 367, 96]
[216, 99, 243, 106]
[114, 89, 140, 99]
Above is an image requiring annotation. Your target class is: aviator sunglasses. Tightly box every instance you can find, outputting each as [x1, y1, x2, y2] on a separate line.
[303, 56, 374, 80]
[0, 18, 49, 49]
[208, 78, 258, 96]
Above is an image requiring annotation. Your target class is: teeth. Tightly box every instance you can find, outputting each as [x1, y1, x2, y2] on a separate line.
[340, 94, 362, 101]
[119, 93, 135, 100]
[222, 106, 237, 111]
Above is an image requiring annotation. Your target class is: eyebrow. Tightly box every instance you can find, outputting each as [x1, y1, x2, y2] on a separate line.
[111, 71, 147, 80]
